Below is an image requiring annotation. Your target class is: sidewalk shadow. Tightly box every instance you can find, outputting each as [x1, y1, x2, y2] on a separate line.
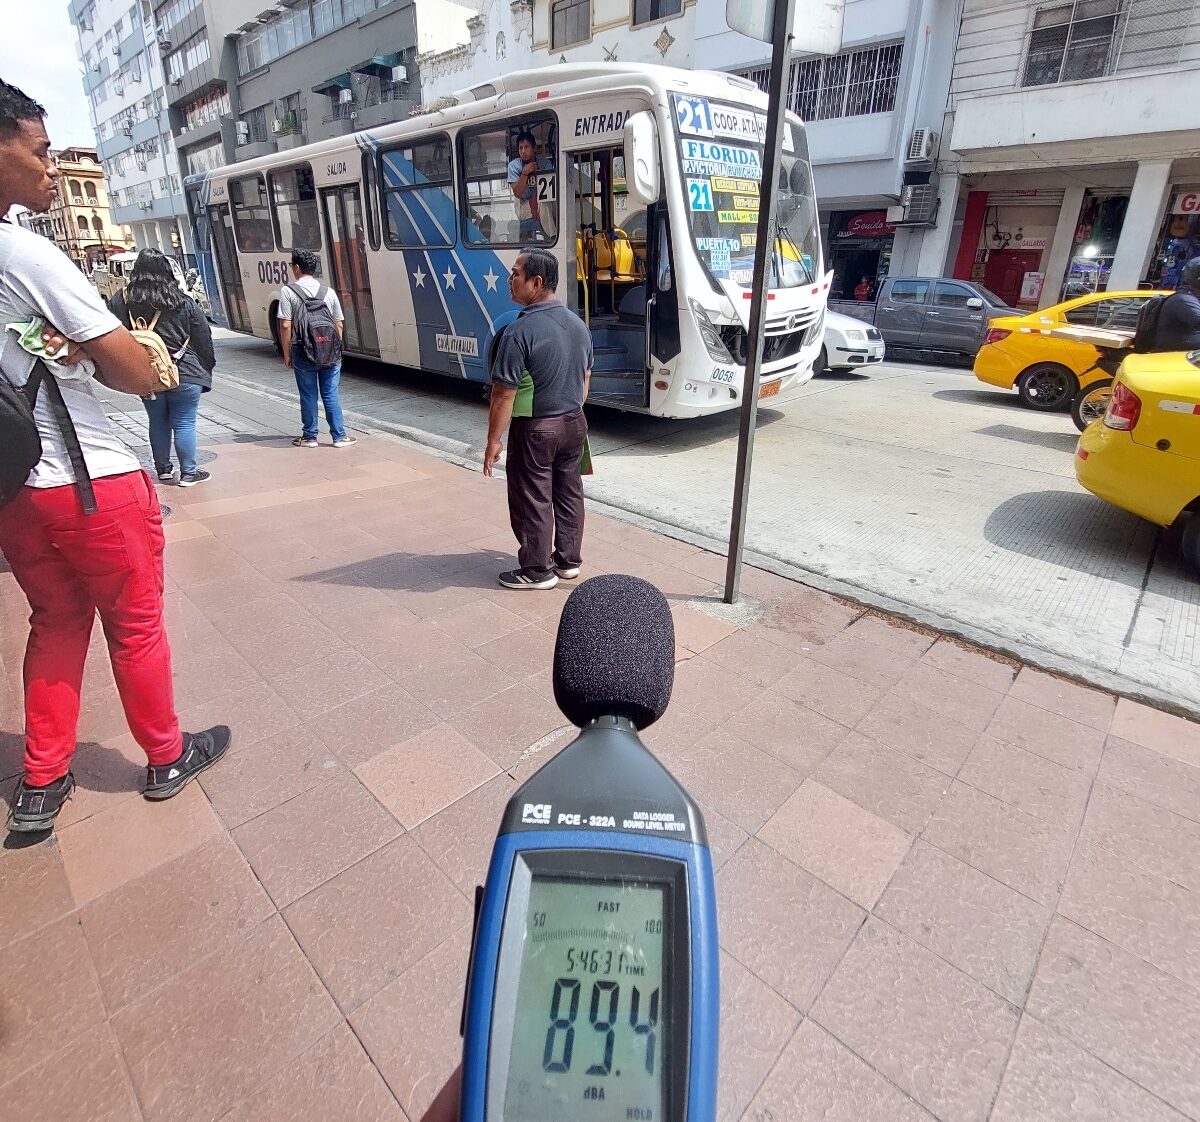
[296, 550, 514, 592]
[975, 424, 1079, 453]
[933, 388, 1025, 409]
[228, 434, 296, 445]
[982, 491, 1150, 585]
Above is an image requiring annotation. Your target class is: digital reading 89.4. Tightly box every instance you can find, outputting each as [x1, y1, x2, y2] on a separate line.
[501, 878, 666, 1120]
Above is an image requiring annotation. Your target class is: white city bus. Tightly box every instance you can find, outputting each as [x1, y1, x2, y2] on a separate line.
[185, 63, 826, 419]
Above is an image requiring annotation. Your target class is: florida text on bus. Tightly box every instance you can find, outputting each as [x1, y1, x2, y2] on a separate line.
[184, 63, 826, 419]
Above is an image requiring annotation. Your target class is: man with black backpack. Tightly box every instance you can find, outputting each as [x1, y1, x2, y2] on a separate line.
[1151, 256, 1200, 352]
[278, 248, 356, 448]
[0, 81, 230, 833]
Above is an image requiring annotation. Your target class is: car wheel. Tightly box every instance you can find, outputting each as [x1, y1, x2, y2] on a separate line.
[1071, 379, 1113, 431]
[1018, 363, 1077, 411]
[1181, 513, 1200, 573]
[816, 346, 829, 375]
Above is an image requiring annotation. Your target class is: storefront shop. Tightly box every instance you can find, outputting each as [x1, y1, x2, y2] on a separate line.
[1145, 187, 1200, 289]
[1059, 189, 1131, 300]
[825, 210, 896, 301]
[952, 189, 1064, 306]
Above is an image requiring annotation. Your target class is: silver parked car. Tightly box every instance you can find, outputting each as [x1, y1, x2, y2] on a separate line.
[817, 310, 886, 373]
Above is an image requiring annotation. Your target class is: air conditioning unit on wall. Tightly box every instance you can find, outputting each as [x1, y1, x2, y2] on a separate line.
[905, 128, 939, 166]
[892, 182, 939, 226]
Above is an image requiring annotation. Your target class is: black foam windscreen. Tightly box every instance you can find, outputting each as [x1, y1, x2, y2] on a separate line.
[553, 574, 675, 730]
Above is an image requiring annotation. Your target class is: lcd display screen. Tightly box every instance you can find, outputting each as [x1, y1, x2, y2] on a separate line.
[499, 877, 667, 1121]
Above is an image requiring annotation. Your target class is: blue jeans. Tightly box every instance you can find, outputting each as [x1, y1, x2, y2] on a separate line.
[292, 347, 346, 441]
[142, 382, 203, 476]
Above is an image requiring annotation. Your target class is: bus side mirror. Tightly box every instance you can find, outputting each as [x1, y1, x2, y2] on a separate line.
[623, 112, 660, 207]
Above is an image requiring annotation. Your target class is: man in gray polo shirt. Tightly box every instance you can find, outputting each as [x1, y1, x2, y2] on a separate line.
[485, 249, 591, 590]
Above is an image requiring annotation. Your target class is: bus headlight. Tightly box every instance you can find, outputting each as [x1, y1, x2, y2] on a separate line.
[688, 298, 734, 364]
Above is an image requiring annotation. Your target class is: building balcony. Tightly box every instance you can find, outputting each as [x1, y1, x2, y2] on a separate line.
[165, 60, 224, 110]
[950, 67, 1200, 167]
[176, 113, 224, 150]
[234, 139, 278, 161]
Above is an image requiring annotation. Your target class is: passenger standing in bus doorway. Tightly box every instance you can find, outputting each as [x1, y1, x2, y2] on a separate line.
[484, 250, 592, 591]
[507, 131, 554, 243]
[277, 248, 357, 448]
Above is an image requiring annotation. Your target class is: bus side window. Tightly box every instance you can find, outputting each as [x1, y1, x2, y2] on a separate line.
[380, 135, 455, 248]
[460, 114, 557, 247]
[230, 173, 275, 253]
[362, 150, 381, 252]
[269, 164, 320, 251]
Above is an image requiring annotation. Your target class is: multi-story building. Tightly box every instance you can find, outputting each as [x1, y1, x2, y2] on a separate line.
[68, 0, 194, 264]
[417, 0, 958, 299]
[220, 0, 473, 161]
[938, 0, 1200, 306]
[20, 147, 134, 271]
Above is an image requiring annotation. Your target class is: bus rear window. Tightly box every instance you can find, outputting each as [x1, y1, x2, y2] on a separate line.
[270, 164, 321, 250]
[230, 174, 275, 254]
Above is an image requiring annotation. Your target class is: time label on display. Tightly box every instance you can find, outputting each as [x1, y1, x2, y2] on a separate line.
[503, 878, 667, 1121]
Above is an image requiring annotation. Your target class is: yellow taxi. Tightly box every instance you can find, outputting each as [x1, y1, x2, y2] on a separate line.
[1075, 350, 1200, 570]
[974, 290, 1170, 412]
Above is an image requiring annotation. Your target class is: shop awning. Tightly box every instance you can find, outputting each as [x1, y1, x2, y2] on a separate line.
[350, 53, 402, 77]
[312, 73, 352, 95]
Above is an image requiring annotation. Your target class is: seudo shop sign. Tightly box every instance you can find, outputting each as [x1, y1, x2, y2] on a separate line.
[831, 210, 897, 240]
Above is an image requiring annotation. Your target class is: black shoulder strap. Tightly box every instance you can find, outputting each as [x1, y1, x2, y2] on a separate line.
[29, 359, 98, 515]
[314, 285, 329, 305]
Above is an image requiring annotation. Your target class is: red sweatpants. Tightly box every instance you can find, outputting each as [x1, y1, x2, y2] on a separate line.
[0, 471, 181, 786]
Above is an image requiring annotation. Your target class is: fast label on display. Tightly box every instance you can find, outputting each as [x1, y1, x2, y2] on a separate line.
[718, 209, 758, 224]
[675, 95, 714, 137]
[687, 179, 715, 211]
[732, 195, 757, 210]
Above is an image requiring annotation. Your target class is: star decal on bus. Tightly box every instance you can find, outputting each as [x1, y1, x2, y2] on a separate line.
[412, 266, 426, 287]
[483, 267, 499, 292]
[442, 267, 457, 290]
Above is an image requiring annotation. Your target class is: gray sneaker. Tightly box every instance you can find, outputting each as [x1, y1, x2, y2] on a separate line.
[292, 436, 318, 448]
[333, 435, 358, 448]
[177, 469, 211, 488]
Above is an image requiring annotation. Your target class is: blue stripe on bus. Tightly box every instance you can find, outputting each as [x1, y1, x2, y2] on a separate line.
[379, 152, 515, 382]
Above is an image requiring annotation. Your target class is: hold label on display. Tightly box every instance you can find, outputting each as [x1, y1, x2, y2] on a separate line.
[712, 176, 759, 194]
[436, 333, 480, 358]
[680, 139, 762, 180]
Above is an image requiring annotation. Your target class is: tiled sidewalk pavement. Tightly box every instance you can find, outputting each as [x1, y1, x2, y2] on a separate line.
[3, 383, 1200, 1122]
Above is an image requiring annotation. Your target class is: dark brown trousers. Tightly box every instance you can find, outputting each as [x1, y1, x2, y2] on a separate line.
[506, 409, 588, 577]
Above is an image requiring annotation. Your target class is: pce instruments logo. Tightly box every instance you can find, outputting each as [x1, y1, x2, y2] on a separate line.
[522, 803, 552, 825]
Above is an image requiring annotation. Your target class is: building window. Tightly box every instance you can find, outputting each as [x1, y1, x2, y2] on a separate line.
[1022, 0, 1122, 86]
[381, 136, 455, 248]
[737, 41, 903, 120]
[239, 105, 269, 145]
[269, 164, 321, 249]
[85, 181, 98, 201]
[632, 0, 681, 25]
[552, 0, 589, 47]
[183, 90, 230, 130]
[165, 32, 209, 83]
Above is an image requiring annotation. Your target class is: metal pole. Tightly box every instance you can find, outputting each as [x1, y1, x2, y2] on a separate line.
[723, 0, 798, 604]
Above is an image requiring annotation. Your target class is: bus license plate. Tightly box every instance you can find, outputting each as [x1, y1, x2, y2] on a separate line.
[759, 380, 781, 400]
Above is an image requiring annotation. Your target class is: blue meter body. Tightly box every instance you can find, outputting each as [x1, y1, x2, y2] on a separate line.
[460, 715, 719, 1122]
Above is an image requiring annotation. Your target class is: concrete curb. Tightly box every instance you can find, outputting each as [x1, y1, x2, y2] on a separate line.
[219, 372, 1199, 722]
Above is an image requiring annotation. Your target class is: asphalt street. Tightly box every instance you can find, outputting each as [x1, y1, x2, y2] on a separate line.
[211, 330, 1198, 715]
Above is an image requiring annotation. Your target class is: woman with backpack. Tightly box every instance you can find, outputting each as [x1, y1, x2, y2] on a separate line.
[108, 248, 216, 487]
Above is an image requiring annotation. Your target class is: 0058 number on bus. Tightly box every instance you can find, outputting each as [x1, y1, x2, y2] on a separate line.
[257, 260, 291, 286]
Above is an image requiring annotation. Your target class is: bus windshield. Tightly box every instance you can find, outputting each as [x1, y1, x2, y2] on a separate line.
[671, 94, 819, 291]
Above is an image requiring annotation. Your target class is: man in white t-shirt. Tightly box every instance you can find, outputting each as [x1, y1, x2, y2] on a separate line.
[0, 81, 230, 834]
[277, 247, 355, 448]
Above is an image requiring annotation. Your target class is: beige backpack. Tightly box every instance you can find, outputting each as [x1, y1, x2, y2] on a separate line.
[128, 310, 187, 391]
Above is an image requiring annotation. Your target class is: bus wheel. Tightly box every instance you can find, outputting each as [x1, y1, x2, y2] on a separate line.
[269, 304, 282, 354]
